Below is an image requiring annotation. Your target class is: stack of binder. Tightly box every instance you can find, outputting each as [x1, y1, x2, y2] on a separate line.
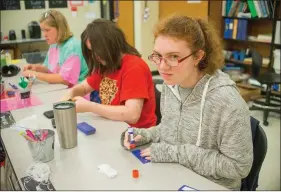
[224, 18, 248, 40]
[222, 0, 274, 18]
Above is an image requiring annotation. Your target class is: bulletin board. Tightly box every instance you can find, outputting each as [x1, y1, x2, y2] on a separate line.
[24, 0, 45, 9]
[0, 0, 20, 10]
[49, 0, 68, 8]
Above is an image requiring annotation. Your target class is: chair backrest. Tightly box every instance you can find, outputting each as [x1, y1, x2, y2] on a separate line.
[153, 78, 163, 125]
[241, 116, 268, 191]
[0, 141, 5, 164]
[251, 49, 263, 79]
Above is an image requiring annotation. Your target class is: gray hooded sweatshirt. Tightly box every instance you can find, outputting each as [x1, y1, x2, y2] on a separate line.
[121, 70, 253, 190]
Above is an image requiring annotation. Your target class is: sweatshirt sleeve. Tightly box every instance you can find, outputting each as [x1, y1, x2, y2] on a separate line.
[120, 83, 167, 148]
[132, 82, 168, 145]
[120, 126, 161, 149]
[150, 106, 253, 180]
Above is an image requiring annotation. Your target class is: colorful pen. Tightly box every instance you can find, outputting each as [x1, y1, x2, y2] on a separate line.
[20, 131, 36, 142]
[8, 83, 18, 90]
[40, 130, 49, 141]
[26, 130, 36, 141]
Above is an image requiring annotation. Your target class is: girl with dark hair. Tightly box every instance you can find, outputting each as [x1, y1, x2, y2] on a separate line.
[61, 19, 157, 128]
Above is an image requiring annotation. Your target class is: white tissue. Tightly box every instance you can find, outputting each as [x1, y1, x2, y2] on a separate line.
[98, 164, 118, 179]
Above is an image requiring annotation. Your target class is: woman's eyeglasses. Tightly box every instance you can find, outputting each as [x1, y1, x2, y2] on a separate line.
[148, 52, 196, 67]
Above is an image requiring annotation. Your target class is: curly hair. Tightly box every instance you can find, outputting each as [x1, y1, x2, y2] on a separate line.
[154, 14, 224, 75]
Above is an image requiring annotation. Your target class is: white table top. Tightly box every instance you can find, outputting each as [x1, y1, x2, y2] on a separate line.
[2, 61, 68, 94]
[0, 89, 227, 191]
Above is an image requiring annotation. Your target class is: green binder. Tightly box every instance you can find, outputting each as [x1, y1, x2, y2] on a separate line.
[247, 0, 258, 18]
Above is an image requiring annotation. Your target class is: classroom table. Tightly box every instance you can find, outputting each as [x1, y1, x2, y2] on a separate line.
[36, 89, 68, 105]
[2, 59, 68, 94]
[0, 89, 228, 191]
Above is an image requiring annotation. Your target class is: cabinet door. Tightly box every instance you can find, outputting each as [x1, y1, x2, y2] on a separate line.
[114, 0, 134, 46]
[159, 0, 208, 20]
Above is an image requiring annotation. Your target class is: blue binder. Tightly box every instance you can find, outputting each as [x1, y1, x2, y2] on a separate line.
[242, 20, 248, 40]
[229, 19, 234, 39]
[224, 18, 229, 39]
[237, 20, 241, 40]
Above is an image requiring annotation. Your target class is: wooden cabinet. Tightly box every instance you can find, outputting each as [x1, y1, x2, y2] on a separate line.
[159, 0, 209, 20]
[114, 0, 134, 46]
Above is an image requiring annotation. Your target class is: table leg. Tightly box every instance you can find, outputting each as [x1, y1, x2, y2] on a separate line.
[263, 84, 272, 126]
[3, 156, 12, 190]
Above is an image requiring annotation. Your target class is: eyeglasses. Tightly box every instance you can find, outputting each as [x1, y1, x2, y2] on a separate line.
[148, 52, 196, 67]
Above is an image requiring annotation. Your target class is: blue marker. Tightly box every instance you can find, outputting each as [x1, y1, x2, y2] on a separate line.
[8, 83, 18, 90]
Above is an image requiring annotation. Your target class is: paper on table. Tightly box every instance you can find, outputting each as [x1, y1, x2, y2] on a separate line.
[0, 94, 42, 113]
[132, 149, 151, 164]
[178, 185, 198, 191]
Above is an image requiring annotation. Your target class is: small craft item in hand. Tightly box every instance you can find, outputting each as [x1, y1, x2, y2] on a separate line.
[18, 77, 31, 99]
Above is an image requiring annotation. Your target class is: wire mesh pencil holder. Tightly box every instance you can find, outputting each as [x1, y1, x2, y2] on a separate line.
[27, 129, 55, 163]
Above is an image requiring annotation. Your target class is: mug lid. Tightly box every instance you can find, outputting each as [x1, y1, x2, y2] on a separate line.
[53, 101, 75, 110]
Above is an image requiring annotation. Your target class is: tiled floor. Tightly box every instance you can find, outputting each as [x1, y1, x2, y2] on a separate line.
[251, 110, 280, 190]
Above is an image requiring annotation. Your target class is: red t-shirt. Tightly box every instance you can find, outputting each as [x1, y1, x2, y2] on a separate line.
[86, 54, 156, 128]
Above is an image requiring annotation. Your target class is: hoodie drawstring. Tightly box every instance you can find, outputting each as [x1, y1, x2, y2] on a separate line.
[196, 76, 213, 147]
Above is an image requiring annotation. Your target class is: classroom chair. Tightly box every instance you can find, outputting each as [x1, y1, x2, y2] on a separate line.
[241, 116, 268, 191]
[0, 142, 5, 168]
[249, 49, 281, 126]
[152, 78, 163, 125]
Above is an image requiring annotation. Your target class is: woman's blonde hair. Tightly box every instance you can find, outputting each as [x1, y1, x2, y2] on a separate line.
[39, 10, 73, 44]
[154, 14, 224, 75]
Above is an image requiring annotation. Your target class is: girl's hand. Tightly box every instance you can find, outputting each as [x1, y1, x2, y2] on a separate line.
[123, 131, 142, 149]
[140, 148, 151, 160]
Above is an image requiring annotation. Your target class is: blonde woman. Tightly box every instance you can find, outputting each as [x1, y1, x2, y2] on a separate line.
[23, 10, 88, 86]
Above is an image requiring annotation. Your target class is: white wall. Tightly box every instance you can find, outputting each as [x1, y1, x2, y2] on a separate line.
[1, 1, 101, 40]
[134, 1, 159, 71]
[1, 0, 160, 69]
